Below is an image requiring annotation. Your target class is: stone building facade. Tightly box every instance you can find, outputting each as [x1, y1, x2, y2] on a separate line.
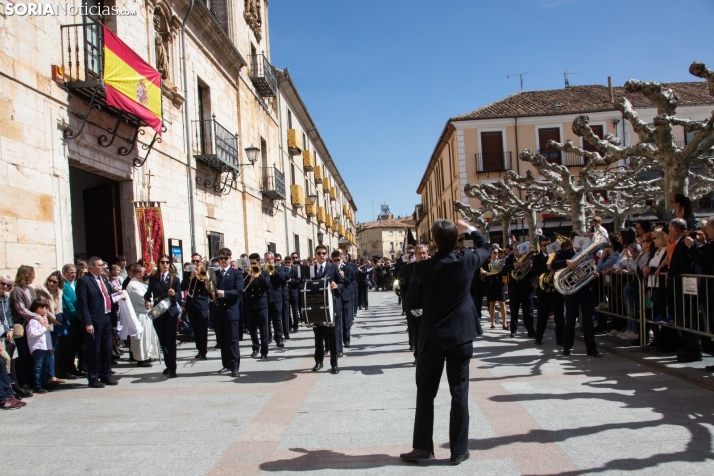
[0, 0, 357, 279]
[356, 216, 415, 259]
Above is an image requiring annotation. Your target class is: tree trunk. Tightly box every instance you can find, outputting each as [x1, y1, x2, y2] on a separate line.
[525, 209, 538, 245]
[501, 215, 512, 248]
[662, 164, 690, 205]
[571, 195, 586, 231]
[612, 212, 624, 232]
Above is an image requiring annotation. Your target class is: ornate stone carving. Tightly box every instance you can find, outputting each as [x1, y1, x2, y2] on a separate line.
[244, 0, 262, 42]
[153, 8, 171, 81]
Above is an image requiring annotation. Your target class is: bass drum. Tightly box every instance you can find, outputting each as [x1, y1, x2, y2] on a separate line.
[302, 277, 335, 327]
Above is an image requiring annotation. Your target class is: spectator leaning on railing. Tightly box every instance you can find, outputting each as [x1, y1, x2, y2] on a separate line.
[685, 219, 714, 370]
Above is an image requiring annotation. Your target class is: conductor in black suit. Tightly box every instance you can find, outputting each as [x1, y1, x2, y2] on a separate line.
[210, 248, 244, 376]
[401, 219, 491, 465]
[77, 256, 124, 388]
[144, 254, 183, 378]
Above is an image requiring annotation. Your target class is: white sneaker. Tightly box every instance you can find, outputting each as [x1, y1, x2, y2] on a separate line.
[606, 330, 619, 337]
[619, 331, 634, 340]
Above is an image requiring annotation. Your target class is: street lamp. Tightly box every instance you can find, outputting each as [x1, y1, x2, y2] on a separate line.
[244, 145, 260, 165]
[307, 184, 317, 204]
[317, 231, 324, 244]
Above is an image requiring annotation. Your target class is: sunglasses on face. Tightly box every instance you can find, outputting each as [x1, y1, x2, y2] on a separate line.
[191, 259, 201, 263]
[48, 279, 59, 284]
[159, 260, 170, 265]
[316, 251, 327, 256]
[0, 282, 11, 287]
[218, 256, 230, 261]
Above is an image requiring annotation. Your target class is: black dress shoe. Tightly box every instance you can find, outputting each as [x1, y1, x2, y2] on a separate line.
[344, 343, 350, 348]
[331, 367, 339, 374]
[450, 450, 470, 465]
[88, 380, 105, 389]
[61, 373, 79, 380]
[218, 368, 229, 373]
[535, 339, 543, 345]
[101, 378, 119, 386]
[200, 355, 207, 361]
[195, 353, 202, 359]
[230, 370, 239, 377]
[168, 372, 177, 378]
[399, 449, 435, 461]
[261, 355, 268, 359]
[251, 351, 258, 357]
[527, 332, 536, 338]
[677, 353, 703, 363]
[312, 363, 323, 371]
[587, 352, 603, 358]
[33, 387, 48, 394]
[137, 360, 153, 367]
[510, 333, 516, 338]
[338, 352, 344, 358]
[276, 341, 285, 348]
[162, 368, 169, 375]
[14, 388, 31, 398]
[563, 349, 571, 356]
[409, 346, 414, 351]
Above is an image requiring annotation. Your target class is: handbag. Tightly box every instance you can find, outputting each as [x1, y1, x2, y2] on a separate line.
[13, 323, 24, 338]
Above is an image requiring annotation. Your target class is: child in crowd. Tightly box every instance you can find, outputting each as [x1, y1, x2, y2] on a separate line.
[27, 300, 53, 394]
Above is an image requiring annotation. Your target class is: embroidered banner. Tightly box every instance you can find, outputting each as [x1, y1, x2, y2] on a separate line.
[103, 25, 163, 134]
[134, 202, 164, 268]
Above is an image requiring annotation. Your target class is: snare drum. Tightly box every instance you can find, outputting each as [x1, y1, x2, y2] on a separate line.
[148, 298, 172, 320]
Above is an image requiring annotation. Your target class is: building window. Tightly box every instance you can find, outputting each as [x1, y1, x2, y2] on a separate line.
[390, 242, 394, 252]
[388, 230, 394, 235]
[582, 125, 604, 152]
[538, 127, 562, 164]
[207, 231, 224, 260]
[291, 163, 296, 185]
[479, 131, 505, 172]
[398, 230, 403, 235]
[308, 238, 313, 254]
[294, 234, 300, 257]
[267, 242, 276, 254]
[303, 132, 307, 150]
[287, 109, 292, 129]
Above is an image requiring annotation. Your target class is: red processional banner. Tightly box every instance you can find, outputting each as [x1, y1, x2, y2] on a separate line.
[134, 202, 165, 268]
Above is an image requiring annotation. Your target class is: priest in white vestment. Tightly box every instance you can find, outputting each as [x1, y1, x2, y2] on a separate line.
[126, 266, 159, 366]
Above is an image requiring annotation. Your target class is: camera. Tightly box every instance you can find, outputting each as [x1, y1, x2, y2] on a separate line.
[186, 264, 196, 272]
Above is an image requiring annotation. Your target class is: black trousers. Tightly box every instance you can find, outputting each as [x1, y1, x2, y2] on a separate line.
[188, 310, 210, 357]
[85, 315, 113, 382]
[352, 286, 358, 317]
[535, 289, 565, 344]
[407, 311, 421, 358]
[56, 318, 83, 376]
[472, 288, 484, 321]
[413, 340, 473, 455]
[358, 284, 369, 308]
[13, 334, 34, 388]
[342, 300, 353, 346]
[282, 298, 291, 338]
[153, 313, 178, 373]
[215, 319, 240, 371]
[563, 287, 596, 354]
[332, 307, 343, 354]
[509, 288, 535, 335]
[288, 297, 300, 330]
[314, 325, 338, 368]
[248, 307, 269, 356]
[268, 301, 284, 343]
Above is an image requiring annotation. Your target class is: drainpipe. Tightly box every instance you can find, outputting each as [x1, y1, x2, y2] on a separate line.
[441, 135, 456, 221]
[181, 0, 196, 253]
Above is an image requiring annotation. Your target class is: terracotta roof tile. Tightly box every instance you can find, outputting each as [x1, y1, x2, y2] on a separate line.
[451, 82, 713, 121]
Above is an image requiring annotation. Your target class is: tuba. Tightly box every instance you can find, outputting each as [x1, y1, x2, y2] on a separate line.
[480, 258, 506, 277]
[510, 246, 537, 281]
[553, 230, 610, 295]
[539, 233, 570, 292]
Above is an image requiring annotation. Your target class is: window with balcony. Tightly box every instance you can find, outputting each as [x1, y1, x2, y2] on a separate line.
[538, 127, 562, 164]
[477, 131, 510, 172]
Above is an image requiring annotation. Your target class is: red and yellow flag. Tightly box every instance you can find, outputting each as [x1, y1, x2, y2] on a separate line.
[103, 26, 162, 134]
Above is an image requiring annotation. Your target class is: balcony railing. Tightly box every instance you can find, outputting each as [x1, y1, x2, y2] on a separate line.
[476, 152, 512, 172]
[537, 148, 562, 165]
[193, 117, 239, 170]
[61, 22, 103, 84]
[249, 54, 277, 97]
[563, 151, 585, 166]
[261, 166, 286, 201]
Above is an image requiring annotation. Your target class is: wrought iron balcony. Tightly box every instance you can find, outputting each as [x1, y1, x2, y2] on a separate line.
[192, 117, 240, 194]
[261, 166, 286, 201]
[59, 22, 162, 163]
[537, 148, 562, 165]
[249, 54, 277, 97]
[476, 152, 512, 172]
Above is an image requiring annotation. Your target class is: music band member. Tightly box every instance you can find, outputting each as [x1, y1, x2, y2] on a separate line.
[181, 253, 211, 360]
[533, 236, 566, 346]
[311, 245, 344, 374]
[283, 256, 302, 333]
[211, 248, 244, 377]
[264, 252, 287, 347]
[482, 250, 507, 330]
[144, 254, 183, 378]
[245, 253, 270, 359]
[550, 231, 600, 357]
[502, 244, 535, 338]
[334, 250, 355, 350]
[401, 219, 491, 464]
[275, 253, 292, 340]
[357, 258, 372, 310]
[400, 245, 428, 358]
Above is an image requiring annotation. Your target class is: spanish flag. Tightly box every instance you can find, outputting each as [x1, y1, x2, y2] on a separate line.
[103, 26, 162, 134]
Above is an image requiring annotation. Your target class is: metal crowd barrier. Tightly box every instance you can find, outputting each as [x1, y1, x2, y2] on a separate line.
[594, 271, 647, 346]
[644, 273, 714, 339]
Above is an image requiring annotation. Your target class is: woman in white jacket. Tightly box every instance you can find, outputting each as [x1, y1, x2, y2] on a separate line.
[125, 266, 159, 367]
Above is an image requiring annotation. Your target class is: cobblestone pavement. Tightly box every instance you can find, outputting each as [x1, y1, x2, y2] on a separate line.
[4, 292, 714, 475]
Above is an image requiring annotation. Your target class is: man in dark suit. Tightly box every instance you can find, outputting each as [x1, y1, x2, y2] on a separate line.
[401, 219, 491, 465]
[533, 236, 567, 345]
[275, 254, 292, 339]
[686, 219, 714, 369]
[283, 256, 302, 333]
[667, 219, 700, 362]
[502, 244, 535, 338]
[181, 253, 211, 360]
[211, 248, 244, 376]
[264, 252, 288, 347]
[245, 253, 270, 359]
[76, 256, 123, 388]
[400, 245, 429, 358]
[310, 246, 344, 374]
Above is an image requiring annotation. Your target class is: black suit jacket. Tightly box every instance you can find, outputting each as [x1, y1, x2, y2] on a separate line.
[77, 273, 119, 327]
[668, 236, 694, 278]
[244, 270, 269, 310]
[404, 230, 491, 351]
[399, 261, 416, 311]
[287, 266, 302, 301]
[688, 241, 714, 275]
[338, 262, 355, 303]
[210, 267, 244, 320]
[266, 267, 288, 303]
[181, 272, 210, 312]
[144, 274, 183, 318]
[531, 251, 550, 278]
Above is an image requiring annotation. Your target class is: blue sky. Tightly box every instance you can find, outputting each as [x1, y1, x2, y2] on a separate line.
[269, 0, 714, 223]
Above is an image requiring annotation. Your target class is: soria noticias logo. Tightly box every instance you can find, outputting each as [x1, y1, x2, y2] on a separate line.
[5, 2, 137, 16]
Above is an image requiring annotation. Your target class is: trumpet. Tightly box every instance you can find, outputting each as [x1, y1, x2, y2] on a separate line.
[187, 261, 211, 298]
[264, 263, 275, 276]
[249, 264, 261, 278]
